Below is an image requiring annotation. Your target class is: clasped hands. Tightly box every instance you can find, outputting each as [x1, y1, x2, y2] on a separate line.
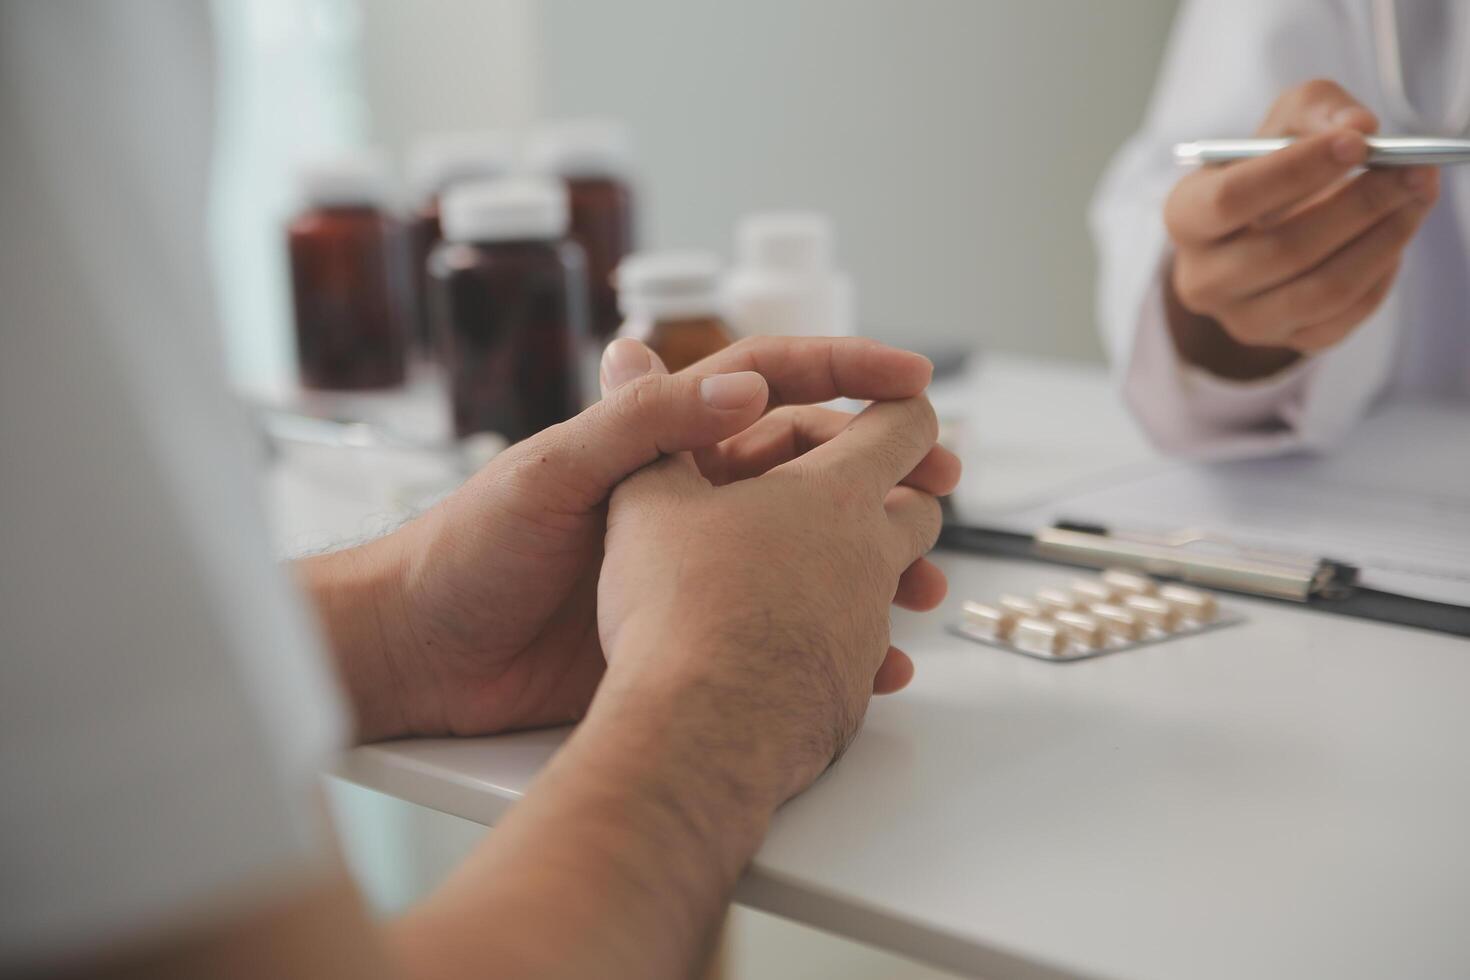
[301, 335, 960, 809]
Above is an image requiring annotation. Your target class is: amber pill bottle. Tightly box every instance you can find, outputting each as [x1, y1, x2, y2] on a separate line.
[428, 178, 589, 442]
[526, 120, 636, 341]
[405, 132, 515, 358]
[614, 251, 735, 373]
[286, 154, 408, 390]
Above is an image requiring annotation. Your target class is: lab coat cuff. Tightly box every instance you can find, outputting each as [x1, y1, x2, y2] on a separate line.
[1120, 260, 1318, 458]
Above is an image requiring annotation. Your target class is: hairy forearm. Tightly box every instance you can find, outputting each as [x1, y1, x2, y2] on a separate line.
[389, 665, 777, 980]
[1164, 258, 1301, 381]
[296, 536, 423, 743]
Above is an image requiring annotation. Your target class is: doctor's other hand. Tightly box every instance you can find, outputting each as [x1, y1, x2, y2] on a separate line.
[1163, 78, 1439, 380]
[301, 336, 957, 743]
[596, 390, 952, 807]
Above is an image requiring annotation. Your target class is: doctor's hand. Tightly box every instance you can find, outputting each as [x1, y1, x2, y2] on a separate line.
[301, 336, 958, 743]
[595, 389, 952, 808]
[1163, 79, 1440, 380]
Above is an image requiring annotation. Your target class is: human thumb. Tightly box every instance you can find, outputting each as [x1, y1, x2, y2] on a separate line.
[600, 336, 668, 395]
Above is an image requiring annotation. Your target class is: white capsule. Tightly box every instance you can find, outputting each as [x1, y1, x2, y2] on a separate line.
[1013, 617, 1067, 656]
[1124, 594, 1180, 632]
[962, 601, 1015, 640]
[1036, 587, 1085, 615]
[1053, 610, 1105, 650]
[1102, 568, 1157, 597]
[1000, 594, 1047, 620]
[1089, 603, 1145, 641]
[1071, 578, 1118, 606]
[1159, 584, 1218, 623]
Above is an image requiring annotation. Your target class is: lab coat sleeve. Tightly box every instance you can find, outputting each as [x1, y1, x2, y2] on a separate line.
[1089, 0, 1392, 458]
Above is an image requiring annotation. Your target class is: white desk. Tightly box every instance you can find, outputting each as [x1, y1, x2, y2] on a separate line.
[273, 355, 1470, 980]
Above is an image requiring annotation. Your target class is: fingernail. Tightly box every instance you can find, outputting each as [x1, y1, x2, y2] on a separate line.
[1332, 133, 1365, 164]
[1331, 106, 1364, 127]
[699, 371, 764, 410]
[600, 339, 652, 392]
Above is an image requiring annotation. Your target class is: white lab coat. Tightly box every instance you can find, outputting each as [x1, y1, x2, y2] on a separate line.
[1092, 0, 1470, 458]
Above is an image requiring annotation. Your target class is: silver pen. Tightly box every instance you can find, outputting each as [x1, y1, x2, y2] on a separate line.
[1174, 136, 1470, 167]
[1032, 525, 1356, 602]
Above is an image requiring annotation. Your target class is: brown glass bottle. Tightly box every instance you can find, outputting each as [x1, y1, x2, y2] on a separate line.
[407, 200, 444, 355]
[567, 176, 635, 341]
[404, 132, 516, 357]
[637, 314, 733, 373]
[614, 251, 734, 373]
[429, 179, 588, 442]
[287, 204, 408, 390]
[527, 121, 637, 340]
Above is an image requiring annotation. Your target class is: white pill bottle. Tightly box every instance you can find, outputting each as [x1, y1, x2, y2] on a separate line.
[723, 211, 855, 337]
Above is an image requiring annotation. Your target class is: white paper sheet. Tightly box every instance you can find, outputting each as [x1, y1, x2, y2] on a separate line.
[972, 402, 1470, 607]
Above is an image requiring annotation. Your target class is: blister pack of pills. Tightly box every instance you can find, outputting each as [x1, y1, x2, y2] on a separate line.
[951, 569, 1244, 661]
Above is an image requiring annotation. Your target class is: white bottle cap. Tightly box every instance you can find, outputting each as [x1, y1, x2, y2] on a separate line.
[724, 210, 854, 337]
[407, 131, 517, 204]
[616, 250, 723, 320]
[736, 211, 835, 276]
[525, 118, 634, 179]
[297, 149, 392, 208]
[441, 177, 569, 243]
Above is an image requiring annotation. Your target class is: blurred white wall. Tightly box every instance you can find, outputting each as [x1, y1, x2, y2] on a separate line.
[532, 0, 1179, 360]
[223, 0, 1178, 387]
[356, 0, 540, 156]
[211, 0, 373, 389]
[354, 0, 1177, 362]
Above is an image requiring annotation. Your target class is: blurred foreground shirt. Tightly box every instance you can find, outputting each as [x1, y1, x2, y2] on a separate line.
[0, 1, 345, 967]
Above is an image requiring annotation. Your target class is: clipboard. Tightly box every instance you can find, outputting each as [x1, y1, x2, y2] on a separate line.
[937, 518, 1470, 640]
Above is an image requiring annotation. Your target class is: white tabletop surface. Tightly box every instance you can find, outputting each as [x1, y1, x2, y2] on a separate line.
[271, 354, 1470, 980]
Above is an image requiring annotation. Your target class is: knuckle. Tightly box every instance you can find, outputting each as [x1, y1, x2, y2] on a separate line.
[623, 372, 671, 416]
[766, 403, 806, 427]
[1287, 273, 1340, 318]
[1205, 177, 1246, 227]
[1298, 77, 1346, 106]
[1218, 309, 1270, 346]
[1172, 261, 1219, 312]
[1356, 173, 1399, 215]
[1276, 150, 1317, 187]
[913, 495, 943, 552]
[493, 434, 574, 498]
[1253, 229, 1294, 268]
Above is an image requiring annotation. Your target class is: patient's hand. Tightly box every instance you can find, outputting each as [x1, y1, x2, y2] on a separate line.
[597, 387, 956, 806]
[306, 336, 957, 742]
